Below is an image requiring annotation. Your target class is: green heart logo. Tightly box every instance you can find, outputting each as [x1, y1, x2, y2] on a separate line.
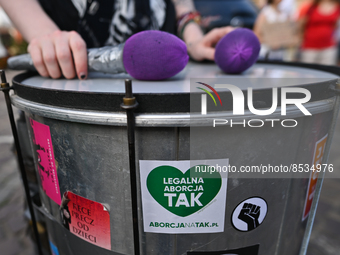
[147, 165, 222, 217]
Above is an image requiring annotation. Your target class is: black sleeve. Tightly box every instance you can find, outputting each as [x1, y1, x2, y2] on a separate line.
[161, 0, 176, 35]
[37, 0, 79, 32]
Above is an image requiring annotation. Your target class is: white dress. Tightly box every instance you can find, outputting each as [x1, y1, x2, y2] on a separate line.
[258, 5, 289, 60]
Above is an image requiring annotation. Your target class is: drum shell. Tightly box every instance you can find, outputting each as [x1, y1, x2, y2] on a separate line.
[11, 63, 340, 255]
[19, 108, 333, 255]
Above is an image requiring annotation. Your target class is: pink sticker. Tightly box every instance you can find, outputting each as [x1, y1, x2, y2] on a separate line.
[30, 119, 61, 205]
[61, 191, 111, 250]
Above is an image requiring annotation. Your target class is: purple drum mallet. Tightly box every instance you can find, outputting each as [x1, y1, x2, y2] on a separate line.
[215, 28, 260, 74]
[7, 30, 189, 81]
[123, 30, 189, 80]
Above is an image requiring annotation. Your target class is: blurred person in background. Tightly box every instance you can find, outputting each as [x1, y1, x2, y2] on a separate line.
[298, 0, 340, 65]
[256, 0, 267, 9]
[254, 0, 300, 61]
[0, 6, 26, 68]
[280, 0, 300, 60]
[0, 7, 12, 67]
[279, 0, 297, 14]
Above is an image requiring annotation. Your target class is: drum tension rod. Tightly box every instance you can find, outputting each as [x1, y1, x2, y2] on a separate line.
[121, 79, 140, 255]
[0, 70, 44, 255]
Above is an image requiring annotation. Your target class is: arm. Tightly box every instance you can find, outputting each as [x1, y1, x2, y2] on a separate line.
[253, 12, 265, 44]
[0, 0, 87, 79]
[297, 16, 307, 42]
[172, 0, 233, 61]
[295, 2, 311, 43]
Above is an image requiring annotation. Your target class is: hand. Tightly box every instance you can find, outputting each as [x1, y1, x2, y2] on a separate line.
[238, 203, 261, 231]
[27, 30, 88, 79]
[187, 26, 234, 61]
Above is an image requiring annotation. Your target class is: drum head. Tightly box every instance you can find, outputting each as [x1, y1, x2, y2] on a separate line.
[13, 62, 339, 113]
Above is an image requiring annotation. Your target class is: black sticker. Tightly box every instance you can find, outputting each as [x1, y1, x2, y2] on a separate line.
[187, 244, 259, 255]
[231, 197, 268, 232]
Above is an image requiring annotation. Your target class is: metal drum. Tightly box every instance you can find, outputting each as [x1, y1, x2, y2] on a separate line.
[11, 62, 340, 255]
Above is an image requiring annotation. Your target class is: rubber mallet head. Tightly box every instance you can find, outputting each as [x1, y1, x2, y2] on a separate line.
[215, 28, 260, 74]
[123, 30, 189, 80]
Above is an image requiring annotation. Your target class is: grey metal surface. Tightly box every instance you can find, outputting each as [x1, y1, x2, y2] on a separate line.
[18, 62, 338, 94]
[23, 107, 337, 255]
[2, 68, 340, 255]
[13, 63, 340, 255]
[23, 107, 331, 255]
[299, 83, 340, 255]
[36, 204, 124, 255]
[10, 95, 336, 127]
[26, 115, 134, 254]
[187, 110, 333, 254]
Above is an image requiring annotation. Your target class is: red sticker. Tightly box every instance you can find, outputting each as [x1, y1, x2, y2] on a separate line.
[302, 134, 328, 221]
[30, 119, 61, 205]
[60, 191, 111, 250]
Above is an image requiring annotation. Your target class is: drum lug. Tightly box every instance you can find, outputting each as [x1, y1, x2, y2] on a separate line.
[121, 79, 140, 255]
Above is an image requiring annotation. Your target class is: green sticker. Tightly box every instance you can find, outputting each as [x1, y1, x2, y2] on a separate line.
[147, 165, 222, 217]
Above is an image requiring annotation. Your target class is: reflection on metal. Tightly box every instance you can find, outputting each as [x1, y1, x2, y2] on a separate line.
[87, 44, 126, 74]
[11, 63, 340, 255]
[299, 79, 340, 255]
[11, 94, 335, 126]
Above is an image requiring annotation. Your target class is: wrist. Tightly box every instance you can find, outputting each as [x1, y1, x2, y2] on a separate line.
[182, 22, 204, 45]
[177, 11, 203, 40]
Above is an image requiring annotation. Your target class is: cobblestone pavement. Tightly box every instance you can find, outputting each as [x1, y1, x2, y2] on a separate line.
[0, 70, 36, 255]
[0, 70, 339, 255]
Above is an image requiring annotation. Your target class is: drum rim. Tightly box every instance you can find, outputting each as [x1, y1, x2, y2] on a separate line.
[12, 61, 340, 113]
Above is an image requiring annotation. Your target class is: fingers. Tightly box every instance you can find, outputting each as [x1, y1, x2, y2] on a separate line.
[199, 47, 215, 61]
[69, 31, 88, 80]
[190, 26, 235, 61]
[28, 40, 49, 77]
[187, 40, 215, 61]
[55, 31, 76, 79]
[41, 39, 61, 79]
[28, 30, 88, 79]
[203, 26, 235, 47]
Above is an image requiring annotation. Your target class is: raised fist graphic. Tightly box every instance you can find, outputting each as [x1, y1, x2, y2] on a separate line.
[238, 203, 260, 231]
